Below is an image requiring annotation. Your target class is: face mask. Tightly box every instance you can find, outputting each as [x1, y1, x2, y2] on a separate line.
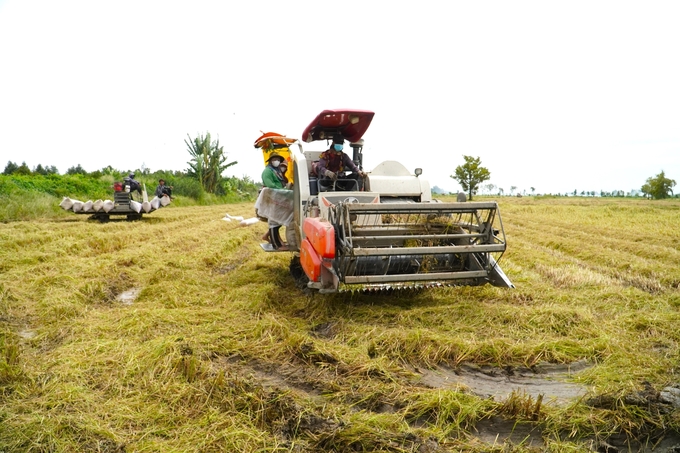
[333, 144, 343, 151]
[271, 160, 280, 168]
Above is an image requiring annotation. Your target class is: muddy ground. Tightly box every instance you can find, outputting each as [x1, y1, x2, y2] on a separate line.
[212, 351, 680, 452]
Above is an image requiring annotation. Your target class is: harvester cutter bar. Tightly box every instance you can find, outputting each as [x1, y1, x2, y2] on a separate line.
[337, 280, 483, 295]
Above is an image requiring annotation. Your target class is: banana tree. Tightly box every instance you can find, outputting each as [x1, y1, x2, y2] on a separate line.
[185, 132, 237, 194]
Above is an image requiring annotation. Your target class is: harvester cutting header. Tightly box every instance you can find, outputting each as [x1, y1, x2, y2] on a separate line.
[254, 109, 513, 293]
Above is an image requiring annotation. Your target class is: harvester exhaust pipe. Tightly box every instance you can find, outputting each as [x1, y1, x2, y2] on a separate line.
[349, 139, 364, 169]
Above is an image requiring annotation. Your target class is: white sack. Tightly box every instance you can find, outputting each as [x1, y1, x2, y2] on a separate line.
[129, 200, 142, 213]
[83, 200, 93, 212]
[71, 200, 84, 212]
[150, 197, 160, 210]
[160, 195, 171, 206]
[93, 200, 103, 212]
[142, 201, 152, 213]
[240, 217, 260, 226]
[102, 200, 114, 213]
[59, 197, 73, 210]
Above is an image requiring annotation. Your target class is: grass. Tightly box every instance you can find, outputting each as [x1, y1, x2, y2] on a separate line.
[1, 196, 679, 451]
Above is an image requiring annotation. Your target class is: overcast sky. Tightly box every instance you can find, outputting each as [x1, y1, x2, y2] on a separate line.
[1, 1, 679, 195]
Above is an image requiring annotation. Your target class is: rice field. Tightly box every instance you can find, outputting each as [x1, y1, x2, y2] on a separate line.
[1, 196, 679, 452]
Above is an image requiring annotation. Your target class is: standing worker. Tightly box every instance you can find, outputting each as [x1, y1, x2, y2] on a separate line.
[260, 154, 290, 250]
[261, 154, 287, 189]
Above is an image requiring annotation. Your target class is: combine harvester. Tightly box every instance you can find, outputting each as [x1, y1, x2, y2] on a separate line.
[59, 181, 170, 222]
[256, 109, 513, 293]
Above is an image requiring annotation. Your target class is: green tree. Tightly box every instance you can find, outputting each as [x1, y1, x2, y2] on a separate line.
[96, 165, 116, 176]
[641, 171, 676, 199]
[14, 161, 31, 175]
[3, 161, 18, 175]
[450, 155, 490, 201]
[33, 164, 48, 175]
[185, 132, 237, 194]
[66, 164, 87, 175]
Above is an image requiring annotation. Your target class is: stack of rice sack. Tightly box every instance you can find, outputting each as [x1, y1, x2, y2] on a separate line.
[60, 197, 114, 213]
[59, 195, 170, 214]
[129, 195, 172, 213]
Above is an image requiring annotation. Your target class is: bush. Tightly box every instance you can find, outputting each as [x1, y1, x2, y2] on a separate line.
[0, 171, 260, 222]
[0, 191, 64, 222]
[0, 174, 111, 200]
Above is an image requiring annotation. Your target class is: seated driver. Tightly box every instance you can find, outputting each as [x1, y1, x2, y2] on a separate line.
[317, 134, 366, 191]
[124, 172, 142, 197]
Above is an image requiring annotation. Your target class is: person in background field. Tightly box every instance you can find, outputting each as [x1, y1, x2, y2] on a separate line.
[316, 134, 365, 191]
[155, 178, 173, 199]
[124, 172, 142, 197]
[260, 154, 291, 250]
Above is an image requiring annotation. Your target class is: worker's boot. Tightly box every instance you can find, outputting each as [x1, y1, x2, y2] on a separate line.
[270, 227, 288, 251]
[274, 227, 286, 248]
[270, 227, 282, 249]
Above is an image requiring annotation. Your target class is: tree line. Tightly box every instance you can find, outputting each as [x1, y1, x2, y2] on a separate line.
[1, 132, 259, 199]
[450, 155, 677, 200]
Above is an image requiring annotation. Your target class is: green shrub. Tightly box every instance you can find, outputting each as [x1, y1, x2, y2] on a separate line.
[0, 172, 260, 222]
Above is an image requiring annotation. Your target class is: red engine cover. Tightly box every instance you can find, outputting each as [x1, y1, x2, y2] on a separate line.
[300, 238, 322, 282]
[303, 217, 336, 259]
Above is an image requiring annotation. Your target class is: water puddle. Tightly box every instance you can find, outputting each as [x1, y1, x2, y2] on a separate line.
[414, 360, 590, 404]
[472, 417, 680, 451]
[413, 362, 680, 451]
